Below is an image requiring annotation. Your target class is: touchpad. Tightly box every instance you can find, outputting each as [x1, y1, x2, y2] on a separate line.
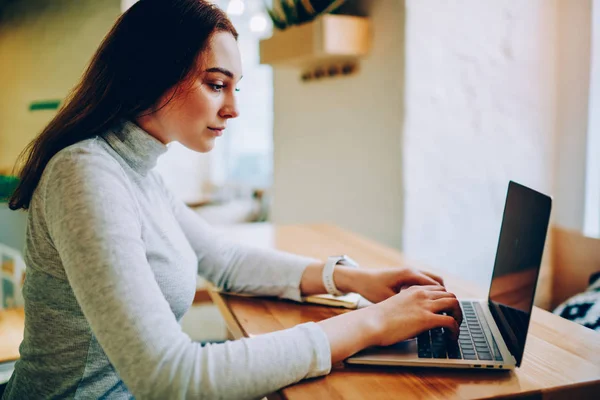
[349, 339, 418, 361]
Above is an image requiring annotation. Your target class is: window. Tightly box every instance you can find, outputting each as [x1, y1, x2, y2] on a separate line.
[210, 0, 274, 191]
[584, 0, 600, 238]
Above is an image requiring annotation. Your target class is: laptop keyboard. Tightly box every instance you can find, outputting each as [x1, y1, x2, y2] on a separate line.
[417, 301, 503, 361]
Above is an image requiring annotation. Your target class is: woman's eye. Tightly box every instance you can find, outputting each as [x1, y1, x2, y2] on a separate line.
[209, 84, 225, 92]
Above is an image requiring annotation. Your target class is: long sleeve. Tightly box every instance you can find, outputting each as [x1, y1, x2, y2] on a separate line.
[156, 174, 321, 302]
[40, 145, 331, 400]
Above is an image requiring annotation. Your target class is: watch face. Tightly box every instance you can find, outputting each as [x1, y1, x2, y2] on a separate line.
[340, 255, 359, 267]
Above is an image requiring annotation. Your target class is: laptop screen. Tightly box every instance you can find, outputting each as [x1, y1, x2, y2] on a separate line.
[487, 181, 552, 367]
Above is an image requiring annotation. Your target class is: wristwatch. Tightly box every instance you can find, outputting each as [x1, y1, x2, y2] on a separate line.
[322, 255, 359, 296]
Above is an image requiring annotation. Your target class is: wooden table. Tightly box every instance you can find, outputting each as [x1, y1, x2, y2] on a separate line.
[0, 308, 24, 364]
[209, 223, 600, 400]
[2, 223, 598, 398]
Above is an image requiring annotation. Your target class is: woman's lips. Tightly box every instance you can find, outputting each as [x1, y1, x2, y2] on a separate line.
[208, 127, 224, 137]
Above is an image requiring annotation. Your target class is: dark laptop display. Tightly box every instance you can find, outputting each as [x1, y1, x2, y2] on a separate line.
[487, 181, 552, 367]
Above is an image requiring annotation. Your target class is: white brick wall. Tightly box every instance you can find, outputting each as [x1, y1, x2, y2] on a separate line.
[403, 0, 593, 286]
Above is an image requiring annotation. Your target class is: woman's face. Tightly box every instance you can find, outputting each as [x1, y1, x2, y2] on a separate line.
[138, 31, 242, 152]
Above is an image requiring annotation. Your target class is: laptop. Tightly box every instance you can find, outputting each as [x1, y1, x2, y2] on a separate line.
[346, 181, 552, 370]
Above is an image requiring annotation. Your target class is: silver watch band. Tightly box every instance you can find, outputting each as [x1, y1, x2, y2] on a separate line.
[322, 255, 359, 296]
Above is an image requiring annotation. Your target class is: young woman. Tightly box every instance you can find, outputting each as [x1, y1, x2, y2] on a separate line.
[4, 1, 462, 398]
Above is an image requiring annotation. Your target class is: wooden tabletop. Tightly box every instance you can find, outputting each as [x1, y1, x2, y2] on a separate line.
[2, 223, 598, 398]
[0, 308, 24, 364]
[209, 223, 600, 400]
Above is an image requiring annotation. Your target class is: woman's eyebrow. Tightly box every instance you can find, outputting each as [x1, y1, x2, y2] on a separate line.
[204, 67, 243, 81]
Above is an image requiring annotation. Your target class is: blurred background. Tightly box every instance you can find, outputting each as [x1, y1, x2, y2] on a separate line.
[1, 0, 599, 339]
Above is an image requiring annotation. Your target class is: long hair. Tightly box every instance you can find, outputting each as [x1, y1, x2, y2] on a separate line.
[9, 0, 237, 210]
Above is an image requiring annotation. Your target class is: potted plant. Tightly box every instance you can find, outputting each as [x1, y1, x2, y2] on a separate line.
[259, 0, 370, 69]
[265, 0, 348, 30]
[0, 172, 27, 258]
[0, 174, 18, 203]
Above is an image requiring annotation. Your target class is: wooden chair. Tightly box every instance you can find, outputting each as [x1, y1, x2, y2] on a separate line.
[549, 226, 600, 310]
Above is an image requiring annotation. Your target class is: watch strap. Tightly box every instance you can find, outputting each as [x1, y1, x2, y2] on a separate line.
[322, 255, 359, 296]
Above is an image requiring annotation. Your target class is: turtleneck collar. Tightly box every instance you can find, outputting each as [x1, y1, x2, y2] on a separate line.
[102, 120, 167, 176]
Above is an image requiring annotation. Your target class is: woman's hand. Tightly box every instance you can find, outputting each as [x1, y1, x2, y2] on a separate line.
[317, 285, 463, 362]
[367, 285, 462, 346]
[335, 266, 445, 304]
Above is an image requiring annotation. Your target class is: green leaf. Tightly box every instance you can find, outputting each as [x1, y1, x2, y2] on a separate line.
[264, 0, 288, 30]
[318, 0, 348, 16]
[281, 0, 299, 26]
[0, 176, 19, 202]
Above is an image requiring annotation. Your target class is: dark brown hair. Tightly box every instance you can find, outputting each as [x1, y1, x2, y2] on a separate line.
[9, 0, 237, 210]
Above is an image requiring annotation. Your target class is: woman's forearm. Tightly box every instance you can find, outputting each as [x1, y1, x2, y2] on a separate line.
[317, 307, 382, 363]
[300, 262, 382, 362]
[299, 261, 360, 296]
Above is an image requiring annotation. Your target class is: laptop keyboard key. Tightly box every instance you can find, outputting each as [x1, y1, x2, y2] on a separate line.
[432, 349, 447, 359]
[417, 333, 431, 345]
[448, 342, 462, 360]
[417, 331, 433, 358]
[417, 301, 507, 363]
[418, 350, 432, 358]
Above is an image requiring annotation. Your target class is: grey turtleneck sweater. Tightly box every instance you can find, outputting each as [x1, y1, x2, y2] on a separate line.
[2, 121, 331, 400]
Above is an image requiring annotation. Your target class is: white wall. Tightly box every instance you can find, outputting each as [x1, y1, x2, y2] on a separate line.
[271, 0, 406, 249]
[0, 0, 121, 169]
[272, 0, 592, 287]
[403, 0, 591, 285]
[554, 0, 592, 232]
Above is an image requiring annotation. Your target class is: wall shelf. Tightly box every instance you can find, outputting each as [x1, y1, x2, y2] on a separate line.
[259, 15, 371, 69]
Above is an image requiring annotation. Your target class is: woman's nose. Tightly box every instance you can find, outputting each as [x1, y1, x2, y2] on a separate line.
[220, 97, 239, 119]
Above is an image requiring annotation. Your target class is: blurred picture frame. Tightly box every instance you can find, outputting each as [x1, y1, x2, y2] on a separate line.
[0, 243, 26, 310]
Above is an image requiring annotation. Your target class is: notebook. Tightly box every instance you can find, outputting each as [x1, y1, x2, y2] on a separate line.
[214, 289, 366, 309]
[302, 292, 365, 308]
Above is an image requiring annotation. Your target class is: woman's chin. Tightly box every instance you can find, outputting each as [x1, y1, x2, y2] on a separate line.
[182, 138, 215, 153]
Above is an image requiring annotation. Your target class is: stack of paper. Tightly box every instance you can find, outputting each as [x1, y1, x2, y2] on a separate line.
[216, 289, 371, 309]
[302, 293, 364, 309]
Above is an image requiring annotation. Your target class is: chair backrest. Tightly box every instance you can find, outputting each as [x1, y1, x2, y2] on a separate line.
[550, 226, 600, 309]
